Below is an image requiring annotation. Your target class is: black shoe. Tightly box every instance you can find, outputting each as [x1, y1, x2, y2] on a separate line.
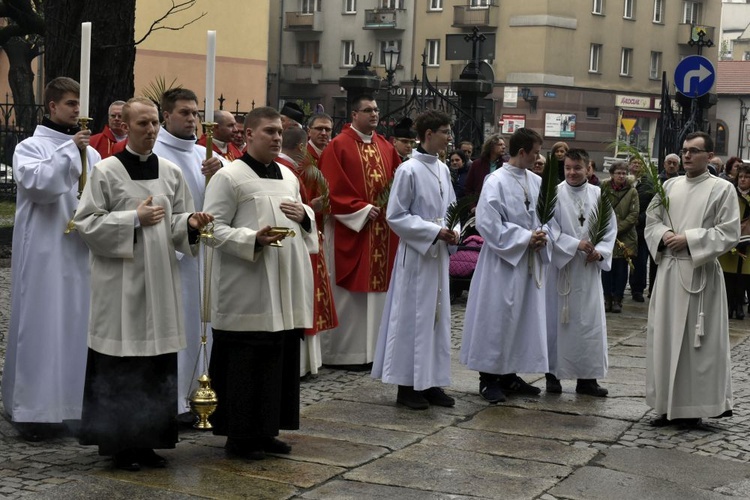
[545, 373, 562, 394]
[324, 363, 373, 372]
[632, 293, 645, 303]
[710, 409, 733, 419]
[113, 450, 141, 471]
[396, 385, 429, 410]
[674, 417, 702, 428]
[262, 436, 292, 454]
[650, 414, 671, 427]
[136, 448, 167, 468]
[14, 422, 66, 442]
[225, 438, 266, 460]
[575, 379, 608, 397]
[611, 299, 623, 313]
[498, 374, 541, 396]
[479, 380, 506, 404]
[422, 387, 455, 407]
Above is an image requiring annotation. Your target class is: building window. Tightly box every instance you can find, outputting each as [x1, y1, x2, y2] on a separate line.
[586, 107, 600, 118]
[429, 0, 442, 10]
[744, 51, 750, 61]
[589, 44, 602, 73]
[301, 0, 321, 13]
[380, 0, 404, 8]
[592, 0, 603, 15]
[344, 0, 356, 14]
[469, 0, 491, 8]
[649, 51, 662, 80]
[427, 39, 440, 67]
[683, 1, 702, 24]
[379, 40, 401, 66]
[298, 41, 320, 65]
[342, 41, 355, 67]
[620, 48, 633, 76]
[653, 0, 663, 23]
[715, 122, 727, 156]
[624, 0, 634, 19]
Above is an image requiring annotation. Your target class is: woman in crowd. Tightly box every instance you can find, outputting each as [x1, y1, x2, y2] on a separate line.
[719, 164, 750, 319]
[587, 160, 600, 186]
[448, 150, 470, 200]
[550, 141, 569, 180]
[463, 134, 506, 197]
[600, 161, 639, 313]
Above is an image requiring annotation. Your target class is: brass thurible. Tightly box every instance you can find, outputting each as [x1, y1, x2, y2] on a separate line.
[190, 373, 218, 429]
[267, 226, 296, 247]
[64, 116, 91, 234]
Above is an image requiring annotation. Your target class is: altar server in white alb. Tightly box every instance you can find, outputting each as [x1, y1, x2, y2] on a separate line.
[544, 149, 616, 397]
[204, 106, 317, 460]
[2, 77, 100, 441]
[153, 88, 223, 420]
[74, 97, 212, 471]
[460, 127, 553, 404]
[646, 131, 740, 427]
[372, 110, 458, 410]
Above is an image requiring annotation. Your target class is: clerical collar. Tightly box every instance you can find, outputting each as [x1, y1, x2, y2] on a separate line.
[416, 146, 431, 155]
[685, 170, 710, 183]
[125, 144, 152, 162]
[308, 140, 322, 156]
[114, 133, 127, 142]
[213, 138, 228, 153]
[241, 152, 282, 179]
[351, 125, 373, 144]
[42, 116, 80, 135]
[566, 180, 588, 190]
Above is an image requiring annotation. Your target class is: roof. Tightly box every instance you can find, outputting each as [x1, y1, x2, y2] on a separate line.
[717, 60, 750, 94]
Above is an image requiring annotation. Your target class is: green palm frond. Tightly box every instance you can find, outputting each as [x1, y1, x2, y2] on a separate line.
[445, 194, 479, 231]
[377, 179, 393, 208]
[536, 152, 559, 226]
[302, 150, 330, 213]
[141, 76, 181, 109]
[587, 190, 613, 246]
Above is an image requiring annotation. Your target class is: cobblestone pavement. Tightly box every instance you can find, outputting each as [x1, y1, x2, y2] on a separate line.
[1, 265, 750, 498]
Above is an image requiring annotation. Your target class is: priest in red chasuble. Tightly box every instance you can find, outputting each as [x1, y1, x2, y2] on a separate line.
[319, 95, 401, 369]
[197, 110, 243, 161]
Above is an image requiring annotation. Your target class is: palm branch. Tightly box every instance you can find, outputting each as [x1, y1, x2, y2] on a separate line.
[587, 190, 613, 246]
[445, 194, 479, 232]
[536, 152, 558, 226]
[609, 141, 674, 229]
[141, 76, 181, 110]
[301, 150, 330, 214]
[376, 179, 393, 208]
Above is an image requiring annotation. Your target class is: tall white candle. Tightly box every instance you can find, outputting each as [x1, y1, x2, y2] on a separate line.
[205, 30, 216, 122]
[79, 22, 91, 118]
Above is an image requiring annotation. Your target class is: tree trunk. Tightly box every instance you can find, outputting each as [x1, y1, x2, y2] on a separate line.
[45, 0, 135, 132]
[4, 36, 39, 133]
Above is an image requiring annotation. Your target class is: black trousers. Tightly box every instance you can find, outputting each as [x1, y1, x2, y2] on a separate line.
[79, 349, 178, 456]
[209, 329, 301, 440]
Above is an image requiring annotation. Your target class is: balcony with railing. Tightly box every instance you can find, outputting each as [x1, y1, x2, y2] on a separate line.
[364, 9, 406, 30]
[453, 3, 498, 29]
[285, 11, 324, 32]
[282, 64, 322, 85]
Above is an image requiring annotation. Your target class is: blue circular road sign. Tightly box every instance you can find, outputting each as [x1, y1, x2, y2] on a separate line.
[674, 55, 715, 98]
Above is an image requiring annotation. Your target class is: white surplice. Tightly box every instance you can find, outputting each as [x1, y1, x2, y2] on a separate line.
[203, 159, 317, 332]
[153, 129, 223, 412]
[546, 181, 616, 380]
[372, 152, 455, 390]
[645, 171, 740, 420]
[2, 126, 99, 423]
[73, 154, 196, 356]
[460, 164, 553, 375]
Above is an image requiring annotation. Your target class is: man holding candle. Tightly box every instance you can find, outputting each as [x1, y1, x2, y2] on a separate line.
[152, 87, 224, 424]
[2, 77, 101, 441]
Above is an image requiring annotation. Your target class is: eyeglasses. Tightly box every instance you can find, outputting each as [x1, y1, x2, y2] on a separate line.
[396, 138, 415, 146]
[311, 126, 332, 132]
[356, 107, 380, 114]
[613, 171, 627, 175]
[679, 147, 706, 155]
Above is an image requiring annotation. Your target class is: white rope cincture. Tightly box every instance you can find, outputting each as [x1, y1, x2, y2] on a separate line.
[557, 264, 571, 324]
[665, 254, 707, 348]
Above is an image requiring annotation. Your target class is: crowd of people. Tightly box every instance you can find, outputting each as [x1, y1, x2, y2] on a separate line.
[0, 78, 744, 472]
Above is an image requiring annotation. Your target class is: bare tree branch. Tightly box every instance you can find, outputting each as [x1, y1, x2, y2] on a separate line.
[134, 0, 207, 45]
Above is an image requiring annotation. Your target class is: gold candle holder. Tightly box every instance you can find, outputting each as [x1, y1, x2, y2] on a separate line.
[64, 116, 91, 234]
[267, 226, 296, 247]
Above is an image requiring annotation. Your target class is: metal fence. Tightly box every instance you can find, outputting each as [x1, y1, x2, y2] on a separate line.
[0, 95, 46, 199]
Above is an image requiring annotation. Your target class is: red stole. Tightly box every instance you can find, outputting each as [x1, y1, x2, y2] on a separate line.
[197, 134, 242, 161]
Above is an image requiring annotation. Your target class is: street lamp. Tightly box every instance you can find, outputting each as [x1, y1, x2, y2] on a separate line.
[382, 47, 400, 133]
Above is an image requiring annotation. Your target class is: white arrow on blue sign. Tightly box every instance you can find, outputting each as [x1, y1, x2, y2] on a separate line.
[674, 55, 715, 98]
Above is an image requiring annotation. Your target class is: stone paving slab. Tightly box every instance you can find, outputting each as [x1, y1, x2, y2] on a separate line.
[300, 400, 459, 435]
[421, 426, 598, 466]
[288, 417, 423, 451]
[460, 407, 632, 443]
[345, 455, 560, 499]
[595, 447, 750, 489]
[505, 393, 650, 422]
[271, 433, 389, 468]
[548, 465, 733, 500]
[30, 475, 205, 499]
[608, 345, 647, 357]
[301, 479, 486, 499]
[608, 354, 647, 369]
[601, 366, 645, 386]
